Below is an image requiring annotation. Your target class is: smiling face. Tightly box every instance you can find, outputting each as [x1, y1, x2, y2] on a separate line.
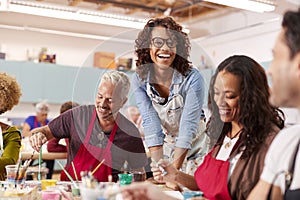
[268, 29, 300, 108]
[150, 26, 177, 70]
[214, 70, 241, 123]
[95, 80, 126, 121]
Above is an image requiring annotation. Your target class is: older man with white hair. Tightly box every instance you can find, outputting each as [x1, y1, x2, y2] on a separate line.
[29, 70, 148, 182]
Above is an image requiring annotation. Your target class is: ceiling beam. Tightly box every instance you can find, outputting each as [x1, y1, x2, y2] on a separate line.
[83, 0, 165, 13]
[68, 0, 83, 6]
[96, 3, 113, 10]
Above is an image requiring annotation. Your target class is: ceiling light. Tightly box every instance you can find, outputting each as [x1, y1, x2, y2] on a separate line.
[204, 0, 276, 13]
[286, 0, 300, 5]
[0, 24, 133, 43]
[5, 0, 147, 29]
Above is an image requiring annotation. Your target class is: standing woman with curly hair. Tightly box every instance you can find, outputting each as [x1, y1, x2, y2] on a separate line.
[0, 72, 22, 180]
[132, 16, 209, 174]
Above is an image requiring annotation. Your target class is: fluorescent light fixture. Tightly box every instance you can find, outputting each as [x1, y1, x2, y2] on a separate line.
[287, 0, 300, 5]
[6, 0, 147, 29]
[0, 24, 133, 43]
[0, 0, 8, 11]
[204, 0, 275, 13]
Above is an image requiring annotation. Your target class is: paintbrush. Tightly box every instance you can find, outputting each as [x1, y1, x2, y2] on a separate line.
[14, 155, 22, 187]
[57, 161, 78, 188]
[17, 158, 32, 180]
[29, 150, 35, 160]
[18, 150, 35, 180]
[91, 159, 105, 175]
[71, 161, 79, 183]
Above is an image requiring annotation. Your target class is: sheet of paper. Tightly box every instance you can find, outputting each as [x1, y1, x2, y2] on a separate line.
[164, 191, 183, 200]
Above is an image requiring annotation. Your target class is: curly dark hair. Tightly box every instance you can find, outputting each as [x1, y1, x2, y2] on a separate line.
[0, 72, 22, 115]
[282, 8, 300, 59]
[206, 55, 285, 158]
[134, 16, 192, 81]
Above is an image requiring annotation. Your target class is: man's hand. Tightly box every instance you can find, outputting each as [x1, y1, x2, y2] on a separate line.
[29, 132, 48, 152]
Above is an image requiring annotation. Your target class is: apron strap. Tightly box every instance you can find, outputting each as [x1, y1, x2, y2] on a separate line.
[84, 109, 118, 152]
[286, 139, 300, 189]
[267, 139, 300, 200]
[34, 116, 38, 128]
[146, 83, 181, 103]
[146, 83, 157, 100]
[173, 84, 179, 94]
[84, 109, 97, 145]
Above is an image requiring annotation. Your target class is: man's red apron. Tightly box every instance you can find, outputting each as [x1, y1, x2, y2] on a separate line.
[194, 142, 240, 200]
[61, 109, 117, 182]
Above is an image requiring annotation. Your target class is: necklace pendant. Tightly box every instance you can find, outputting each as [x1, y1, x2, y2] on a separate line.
[225, 141, 231, 149]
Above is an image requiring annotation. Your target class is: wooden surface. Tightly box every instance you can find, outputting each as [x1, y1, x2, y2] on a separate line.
[21, 151, 67, 160]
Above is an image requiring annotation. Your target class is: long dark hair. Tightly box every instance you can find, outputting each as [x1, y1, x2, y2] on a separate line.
[206, 55, 285, 158]
[135, 16, 192, 81]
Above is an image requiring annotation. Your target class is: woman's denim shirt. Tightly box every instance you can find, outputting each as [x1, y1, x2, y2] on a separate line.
[132, 68, 205, 149]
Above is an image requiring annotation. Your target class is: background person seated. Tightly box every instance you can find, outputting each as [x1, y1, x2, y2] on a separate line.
[22, 102, 50, 138]
[125, 105, 144, 139]
[22, 101, 54, 179]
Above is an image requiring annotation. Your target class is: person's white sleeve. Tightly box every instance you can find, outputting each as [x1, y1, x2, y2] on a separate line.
[261, 126, 300, 193]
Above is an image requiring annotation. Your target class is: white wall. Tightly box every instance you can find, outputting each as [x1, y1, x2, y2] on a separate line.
[193, 11, 300, 125]
[0, 28, 106, 67]
[3, 102, 61, 119]
[195, 11, 282, 66]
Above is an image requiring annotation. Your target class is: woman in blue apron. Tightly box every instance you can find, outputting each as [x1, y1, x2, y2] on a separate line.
[132, 17, 210, 174]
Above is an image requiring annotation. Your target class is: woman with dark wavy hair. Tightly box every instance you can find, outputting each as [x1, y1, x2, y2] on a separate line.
[197, 55, 285, 200]
[133, 55, 285, 200]
[132, 16, 208, 174]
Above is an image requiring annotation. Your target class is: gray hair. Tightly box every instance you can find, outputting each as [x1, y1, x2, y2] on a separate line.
[100, 70, 131, 100]
[35, 101, 50, 113]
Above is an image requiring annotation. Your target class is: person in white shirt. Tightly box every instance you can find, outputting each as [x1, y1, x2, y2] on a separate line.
[248, 8, 300, 200]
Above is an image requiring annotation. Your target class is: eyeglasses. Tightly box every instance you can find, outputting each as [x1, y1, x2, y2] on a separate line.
[151, 37, 177, 48]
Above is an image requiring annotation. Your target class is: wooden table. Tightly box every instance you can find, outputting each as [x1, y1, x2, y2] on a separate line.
[21, 151, 67, 160]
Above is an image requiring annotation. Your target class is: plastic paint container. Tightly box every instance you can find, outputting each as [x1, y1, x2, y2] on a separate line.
[182, 191, 203, 199]
[41, 190, 61, 200]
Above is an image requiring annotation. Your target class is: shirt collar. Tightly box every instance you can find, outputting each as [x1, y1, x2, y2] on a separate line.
[146, 69, 184, 85]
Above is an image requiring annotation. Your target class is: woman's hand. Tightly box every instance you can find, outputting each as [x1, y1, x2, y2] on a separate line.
[151, 159, 178, 183]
